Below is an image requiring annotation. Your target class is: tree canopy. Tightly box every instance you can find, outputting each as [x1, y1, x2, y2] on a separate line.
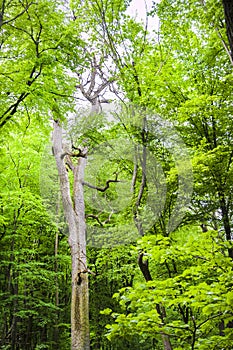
[0, 0, 233, 349]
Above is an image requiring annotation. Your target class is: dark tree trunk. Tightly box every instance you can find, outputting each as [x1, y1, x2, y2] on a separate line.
[218, 193, 233, 260]
[138, 253, 153, 282]
[138, 253, 173, 350]
[222, 0, 233, 61]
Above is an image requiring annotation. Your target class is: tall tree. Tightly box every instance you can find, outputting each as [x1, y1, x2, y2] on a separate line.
[52, 52, 115, 348]
[52, 119, 90, 350]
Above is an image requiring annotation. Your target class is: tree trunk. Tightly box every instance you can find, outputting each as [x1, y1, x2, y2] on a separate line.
[52, 120, 90, 350]
[222, 0, 233, 61]
[138, 253, 173, 350]
[218, 192, 233, 260]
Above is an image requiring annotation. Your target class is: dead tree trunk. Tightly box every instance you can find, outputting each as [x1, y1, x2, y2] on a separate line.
[52, 53, 112, 349]
[52, 120, 90, 350]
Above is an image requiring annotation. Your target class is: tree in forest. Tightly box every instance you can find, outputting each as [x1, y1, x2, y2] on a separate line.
[50, 1, 150, 348]
[53, 119, 90, 350]
[52, 44, 118, 348]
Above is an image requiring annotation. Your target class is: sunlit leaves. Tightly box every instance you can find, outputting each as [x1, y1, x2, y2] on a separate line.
[104, 229, 233, 347]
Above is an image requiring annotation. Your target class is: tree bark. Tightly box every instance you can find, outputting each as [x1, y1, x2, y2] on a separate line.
[218, 191, 233, 260]
[52, 120, 90, 350]
[222, 0, 233, 61]
[138, 253, 173, 350]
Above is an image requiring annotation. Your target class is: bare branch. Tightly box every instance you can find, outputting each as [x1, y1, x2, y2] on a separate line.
[85, 214, 103, 226]
[61, 147, 88, 160]
[197, 312, 224, 329]
[83, 174, 120, 192]
[86, 209, 114, 226]
[92, 80, 111, 100]
[215, 27, 233, 65]
[131, 154, 138, 192]
[86, 55, 97, 96]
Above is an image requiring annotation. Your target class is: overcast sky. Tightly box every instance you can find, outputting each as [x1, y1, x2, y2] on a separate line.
[127, 0, 154, 17]
[127, 0, 157, 32]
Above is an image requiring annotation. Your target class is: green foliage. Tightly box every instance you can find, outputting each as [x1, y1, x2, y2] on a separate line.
[0, 0, 77, 128]
[105, 228, 233, 348]
[0, 116, 71, 349]
[1, 0, 233, 349]
[88, 244, 140, 349]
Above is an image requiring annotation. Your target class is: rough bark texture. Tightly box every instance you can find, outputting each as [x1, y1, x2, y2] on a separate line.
[222, 0, 233, 61]
[52, 121, 90, 350]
